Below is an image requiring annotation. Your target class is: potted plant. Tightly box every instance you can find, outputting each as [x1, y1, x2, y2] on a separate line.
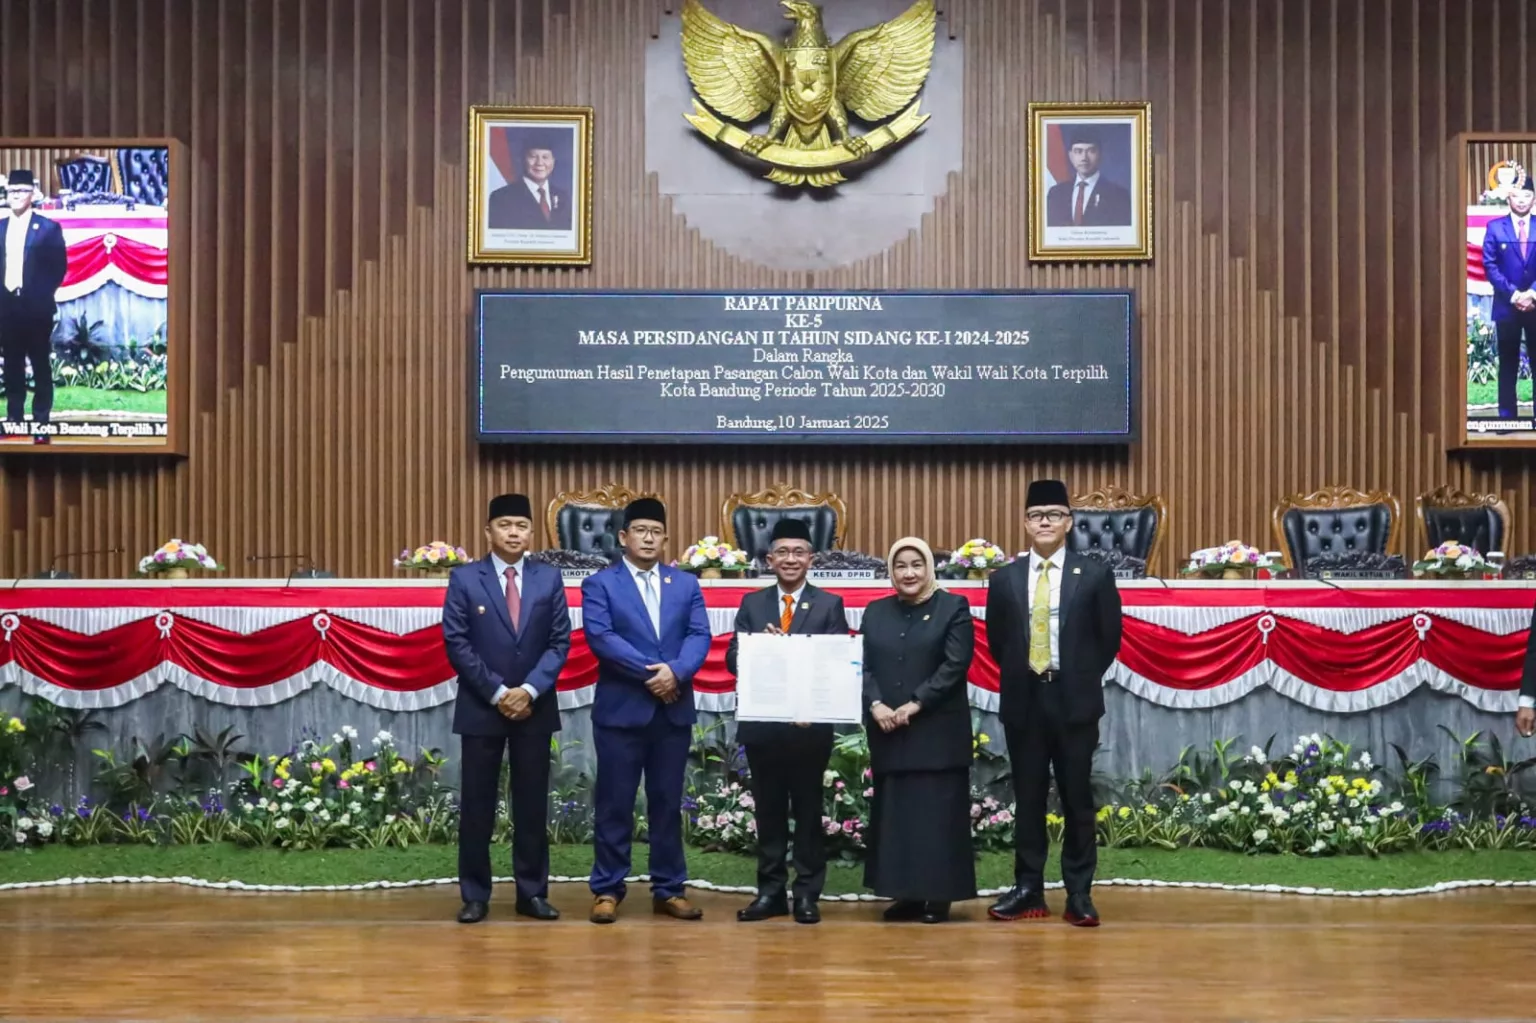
[943, 538, 1008, 579]
[394, 542, 471, 577]
[1182, 541, 1282, 580]
[678, 536, 750, 579]
[1412, 541, 1494, 581]
[138, 540, 220, 579]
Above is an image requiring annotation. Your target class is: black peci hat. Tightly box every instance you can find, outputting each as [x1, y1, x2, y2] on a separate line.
[1025, 480, 1071, 509]
[488, 494, 533, 521]
[770, 518, 813, 544]
[622, 497, 667, 528]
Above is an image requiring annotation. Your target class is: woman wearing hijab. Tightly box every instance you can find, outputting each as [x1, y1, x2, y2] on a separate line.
[860, 537, 977, 922]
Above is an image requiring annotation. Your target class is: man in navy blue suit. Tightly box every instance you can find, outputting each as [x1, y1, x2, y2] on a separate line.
[582, 497, 712, 923]
[442, 493, 571, 924]
[1482, 170, 1536, 418]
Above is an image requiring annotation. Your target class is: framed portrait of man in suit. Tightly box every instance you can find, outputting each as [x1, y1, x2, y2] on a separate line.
[468, 106, 593, 266]
[1456, 133, 1536, 448]
[1027, 102, 1152, 263]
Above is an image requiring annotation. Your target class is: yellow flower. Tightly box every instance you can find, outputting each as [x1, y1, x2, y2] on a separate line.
[1096, 806, 1111, 822]
[1142, 805, 1159, 817]
[978, 733, 991, 745]
[391, 760, 409, 775]
[321, 758, 336, 774]
[275, 765, 290, 780]
[1284, 770, 1297, 784]
[1045, 813, 1064, 825]
[1486, 765, 1505, 776]
[5, 716, 23, 734]
[268, 754, 278, 765]
[1117, 806, 1132, 819]
[1266, 771, 1280, 786]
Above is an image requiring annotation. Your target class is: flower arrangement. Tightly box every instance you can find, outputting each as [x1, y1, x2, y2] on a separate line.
[678, 536, 751, 577]
[393, 542, 470, 574]
[138, 539, 219, 576]
[940, 538, 1008, 578]
[1412, 541, 1494, 580]
[1182, 540, 1283, 578]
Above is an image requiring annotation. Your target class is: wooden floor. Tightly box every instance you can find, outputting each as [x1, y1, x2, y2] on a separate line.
[3, 884, 1536, 1022]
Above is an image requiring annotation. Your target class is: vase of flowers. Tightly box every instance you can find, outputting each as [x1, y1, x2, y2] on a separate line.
[394, 542, 471, 577]
[1412, 541, 1493, 581]
[1182, 541, 1283, 579]
[679, 536, 750, 578]
[138, 540, 219, 579]
[947, 538, 1008, 579]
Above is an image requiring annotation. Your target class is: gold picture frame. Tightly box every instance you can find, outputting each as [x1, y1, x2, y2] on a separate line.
[1027, 101, 1153, 263]
[467, 105, 593, 266]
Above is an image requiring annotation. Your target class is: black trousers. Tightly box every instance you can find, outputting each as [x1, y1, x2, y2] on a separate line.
[1496, 313, 1536, 417]
[457, 732, 551, 904]
[0, 306, 54, 425]
[744, 728, 833, 900]
[1005, 681, 1099, 895]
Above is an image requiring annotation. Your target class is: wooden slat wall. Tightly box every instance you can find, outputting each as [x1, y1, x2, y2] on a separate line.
[0, 0, 1532, 578]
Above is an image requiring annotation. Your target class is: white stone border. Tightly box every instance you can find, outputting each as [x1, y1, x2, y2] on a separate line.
[0, 873, 1531, 899]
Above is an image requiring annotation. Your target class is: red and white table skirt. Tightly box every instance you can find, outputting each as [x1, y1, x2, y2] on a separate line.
[0, 581, 1530, 715]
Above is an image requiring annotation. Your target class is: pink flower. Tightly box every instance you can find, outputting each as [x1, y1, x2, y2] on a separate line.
[0, 787, 8, 796]
[365, 761, 377, 772]
[338, 779, 350, 789]
[272, 778, 285, 789]
[863, 787, 874, 798]
[739, 793, 755, 809]
[835, 780, 845, 790]
[988, 813, 1000, 825]
[997, 809, 1014, 823]
[863, 768, 872, 781]
[13, 776, 31, 792]
[309, 762, 323, 773]
[842, 819, 856, 834]
[824, 819, 839, 835]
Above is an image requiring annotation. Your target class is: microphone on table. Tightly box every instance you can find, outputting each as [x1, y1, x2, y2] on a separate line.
[16, 547, 125, 587]
[247, 553, 331, 589]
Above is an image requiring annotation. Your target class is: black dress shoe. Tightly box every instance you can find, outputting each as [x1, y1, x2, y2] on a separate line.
[882, 900, 924, 922]
[457, 900, 489, 924]
[989, 886, 1050, 921]
[1063, 892, 1100, 927]
[515, 896, 560, 920]
[737, 894, 790, 922]
[793, 895, 820, 924]
[919, 901, 950, 924]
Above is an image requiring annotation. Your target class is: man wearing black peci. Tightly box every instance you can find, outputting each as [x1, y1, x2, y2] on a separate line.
[0, 169, 68, 440]
[441, 493, 572, 924]
[985, 480, 1123, 926]
[725, 519, 849, 924]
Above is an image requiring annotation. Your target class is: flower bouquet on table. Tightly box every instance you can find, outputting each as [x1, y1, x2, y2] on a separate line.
[677, 536, 751, 579]
[939, 538, 1008, 579]
[1412, 541, 1496, 581]
[138, 540, 220, 579]
[393, 542, 471, 577]
[1181, 541, 1283, 580]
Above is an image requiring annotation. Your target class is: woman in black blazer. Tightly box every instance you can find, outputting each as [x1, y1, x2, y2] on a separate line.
[861, 537, 977, 922]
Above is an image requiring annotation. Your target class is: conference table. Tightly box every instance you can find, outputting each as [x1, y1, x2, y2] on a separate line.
[1, 577, 1530, 718]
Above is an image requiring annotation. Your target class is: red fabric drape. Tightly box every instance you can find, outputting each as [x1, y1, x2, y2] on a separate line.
[58, 234, 169, 288]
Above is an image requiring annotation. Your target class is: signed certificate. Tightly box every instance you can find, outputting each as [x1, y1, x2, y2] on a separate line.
[735, 633, 864, 724]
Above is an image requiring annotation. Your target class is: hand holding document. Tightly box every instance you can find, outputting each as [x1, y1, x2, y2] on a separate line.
[735, 633, 863, 724]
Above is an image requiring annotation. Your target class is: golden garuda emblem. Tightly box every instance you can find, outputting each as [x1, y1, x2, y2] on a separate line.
[681, 0, 936, 187]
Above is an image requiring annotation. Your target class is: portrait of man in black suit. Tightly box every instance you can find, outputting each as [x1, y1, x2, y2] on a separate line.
[0, 168, 68, 438]
[1045, 124, 1134, 229]
[487, 127, 573, 232]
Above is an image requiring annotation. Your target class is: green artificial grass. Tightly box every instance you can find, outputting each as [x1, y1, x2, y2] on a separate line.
[49, 386, 167, 415]
[3, 844, 1534, 892]
[1466, 379, 1533, 408]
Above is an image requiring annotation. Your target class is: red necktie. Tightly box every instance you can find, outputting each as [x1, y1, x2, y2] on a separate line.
[504, 566, 521, 634]
[780, 594, 794, 632]
[1074, 182, 1087, 225]
[539, 185, 550, 220]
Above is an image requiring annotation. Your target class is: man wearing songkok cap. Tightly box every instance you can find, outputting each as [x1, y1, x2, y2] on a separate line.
[1482, 165, 1536, 418]
[581, 497, 713, 923]
[725, 517, 849, 924]
[1, 168, 68, 437]
[487, 127, 572, 231]
[442, 493, 571, 924]
[985, 480, 1122, 926]
[1045, 124, 1133, 228]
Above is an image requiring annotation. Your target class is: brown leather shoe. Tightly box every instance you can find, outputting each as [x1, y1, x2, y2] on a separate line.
[590, 895, 619, 924]
[652, 896, 703, 920]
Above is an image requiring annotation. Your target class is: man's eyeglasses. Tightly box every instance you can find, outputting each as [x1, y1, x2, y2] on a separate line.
[770, 546, 812, 559]
[626, 526, 664, 540]
[1025, 510, 1069, 524]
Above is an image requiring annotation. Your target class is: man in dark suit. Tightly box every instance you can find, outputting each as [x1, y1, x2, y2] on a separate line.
[441, 493, 572, 924]
[1045, 126, 1133, 228]
[985, 480, 1123, 927]
[0, 169, 68, 438]
[725, 518, 849, 925]
[1482, 172, 1536, 418]
[582, 497, 713, 924]
[1514, 602, 1536, 739]
[487, 129, 573, 231]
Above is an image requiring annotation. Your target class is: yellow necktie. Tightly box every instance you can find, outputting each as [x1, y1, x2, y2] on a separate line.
[781, 594, 795, 632]
[1029, 562, 1051, 673]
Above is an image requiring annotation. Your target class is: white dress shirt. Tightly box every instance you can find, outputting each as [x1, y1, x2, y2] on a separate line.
[523, 175, 552, 212]
[624, 557, 664, 637]
[1069, 172, 1100, 216]
[775, 583, 806, 625]
[1027, 546, 1067, 670]
[489, 552, 539, 705]
[4, 209, 32, 292]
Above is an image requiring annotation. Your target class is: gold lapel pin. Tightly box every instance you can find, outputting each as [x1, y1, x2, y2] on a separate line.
[664, 576, 672, 584]
[923, 614, 931, 621]
[476, 605, 486, 614]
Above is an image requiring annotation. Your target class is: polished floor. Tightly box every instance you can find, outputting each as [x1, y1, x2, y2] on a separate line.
[3, 884, 1536, 1021]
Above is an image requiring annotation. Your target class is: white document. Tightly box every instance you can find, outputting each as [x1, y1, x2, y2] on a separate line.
[735, 633, 864, 724]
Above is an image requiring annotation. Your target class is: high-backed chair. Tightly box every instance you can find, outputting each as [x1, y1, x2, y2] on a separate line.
[723, 483, 845, 561]
[1272, 486, 1402, 571]
[56, 154, 114, 195]
[1416, 485, 1510, 555]
[545, 484, 660, 558]
[115, 147, 169, 205]
[1067, 485, 1167, 569]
